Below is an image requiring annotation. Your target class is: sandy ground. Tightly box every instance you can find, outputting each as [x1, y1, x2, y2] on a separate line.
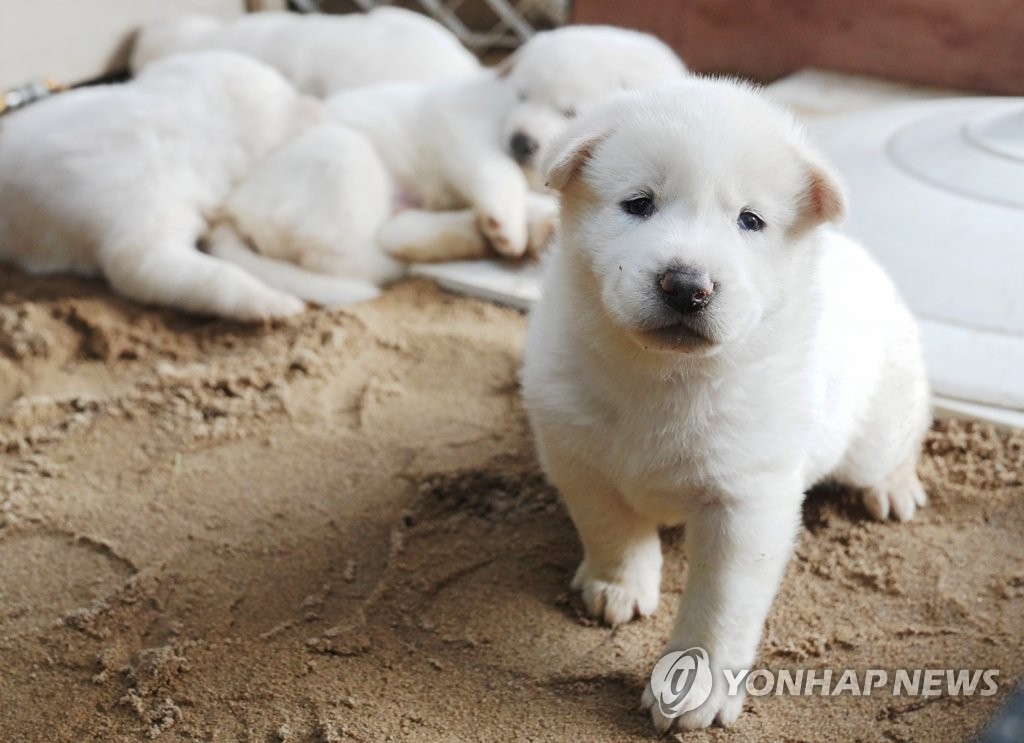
[0, 266, 1022, 742]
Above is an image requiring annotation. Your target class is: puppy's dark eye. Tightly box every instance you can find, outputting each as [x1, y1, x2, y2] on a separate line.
[738, 210, 765, 232]
[563, 107, 577, 119]
[517, 91, 527, 102]
[621, 195, 655, 218]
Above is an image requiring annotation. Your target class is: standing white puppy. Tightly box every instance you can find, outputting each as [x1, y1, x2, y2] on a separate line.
[521, 79, 930, 732]
[0, 52, 331, 319]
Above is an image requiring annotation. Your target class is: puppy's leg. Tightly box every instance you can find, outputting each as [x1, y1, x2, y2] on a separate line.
[378, 209, 489, 263]
[837, 335, 930, 522]
[642, 491, 802, 732]
[446, 154, 531, 259]
[101, 238, 304, 321]
[206, 223, 381, 307]
[544, 446, 662, 626]
[472, 161, 529, 258]
[842, 417, 928, 522]
[381, 193, 557, 263]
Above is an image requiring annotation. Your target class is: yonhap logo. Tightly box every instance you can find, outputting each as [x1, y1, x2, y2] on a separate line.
[649, 646, 1000, 709]
[649, 647, 714, 718]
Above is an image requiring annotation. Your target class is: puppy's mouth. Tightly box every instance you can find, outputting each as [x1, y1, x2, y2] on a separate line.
[635, 318, 716, 352]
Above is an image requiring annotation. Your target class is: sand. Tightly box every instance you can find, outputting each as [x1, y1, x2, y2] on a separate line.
[0, 266, 1021, 742]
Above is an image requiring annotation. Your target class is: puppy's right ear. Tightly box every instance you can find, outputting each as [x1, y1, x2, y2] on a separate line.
[544, 131, 606, 190]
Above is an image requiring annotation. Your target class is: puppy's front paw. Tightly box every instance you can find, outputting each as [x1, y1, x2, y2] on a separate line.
[864, 471, 926, 522]
[478, 211, 528, 259]
[571, 560, 659, 627]
[640, 649, 744, 733]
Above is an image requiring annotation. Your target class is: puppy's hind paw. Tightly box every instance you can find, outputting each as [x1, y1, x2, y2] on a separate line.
[864, 472, 926, 522]
[571, 561, 659, 627]
[231, 290, 305, 322]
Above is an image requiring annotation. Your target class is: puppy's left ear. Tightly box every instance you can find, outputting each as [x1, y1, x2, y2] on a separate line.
[795, 147, 847, 227]
[545, 94, 631, 190]
[544, 119, 612, 191]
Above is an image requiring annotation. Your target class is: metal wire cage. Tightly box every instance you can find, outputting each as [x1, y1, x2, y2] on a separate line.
[291, 0, 569, 51]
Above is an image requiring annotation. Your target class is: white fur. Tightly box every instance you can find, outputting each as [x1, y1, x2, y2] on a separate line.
[500, 25, 687, 190]
[521, 79, 930, 732]
[220, 25, 686, 281]
[213, 123, 403, 301]
[0, 52, 368, 319]
[131, 8, 480, 96]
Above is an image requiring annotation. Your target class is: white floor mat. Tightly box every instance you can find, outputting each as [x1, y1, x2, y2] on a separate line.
[411, 259, 540, 311]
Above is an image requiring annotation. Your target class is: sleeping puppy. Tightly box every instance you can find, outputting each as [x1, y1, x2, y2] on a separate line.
[499, 25, 686, 191]
[0, 52, 368, 319]
[214, 25, 687, 287]
[131, 8, 480, 95]
[387, 24, 687, 260]
[521, 79, 930, 732]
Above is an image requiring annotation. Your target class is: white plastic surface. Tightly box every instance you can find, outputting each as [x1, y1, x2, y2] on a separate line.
[804, 97, 1024, 424]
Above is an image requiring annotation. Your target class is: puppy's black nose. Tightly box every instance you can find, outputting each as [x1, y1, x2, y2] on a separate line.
[510, 131, 539, 164]
[659, 268, 714, 315]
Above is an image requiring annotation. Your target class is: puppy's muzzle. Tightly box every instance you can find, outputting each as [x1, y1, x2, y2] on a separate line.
[510, 131, 539, 165]
[658, 268, 714, 315]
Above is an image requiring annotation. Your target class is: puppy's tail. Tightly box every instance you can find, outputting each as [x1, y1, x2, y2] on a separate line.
[206, 223, 381, 308]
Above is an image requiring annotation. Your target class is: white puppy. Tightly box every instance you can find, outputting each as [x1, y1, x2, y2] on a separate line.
[214, 25, 687, 288]
[0, 52, 362, 320]
[521, 79, 930, 732]
[395, 24, 686, 257]
[131, 8, 480, 95]
[499, 25, 686, 190]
